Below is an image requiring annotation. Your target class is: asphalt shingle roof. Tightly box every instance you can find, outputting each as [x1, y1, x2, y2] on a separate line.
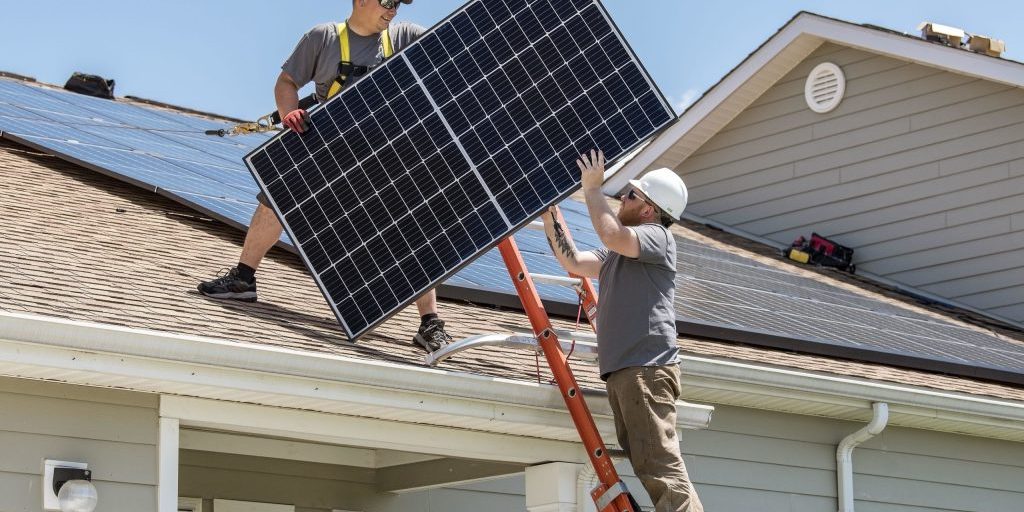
[2, 137, 1022, 402]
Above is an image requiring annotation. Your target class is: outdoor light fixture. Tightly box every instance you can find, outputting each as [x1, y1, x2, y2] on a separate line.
[43, 460, 98, 512]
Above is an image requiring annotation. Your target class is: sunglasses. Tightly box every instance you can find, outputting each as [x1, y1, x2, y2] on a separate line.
[378, 0, 412, 8]
[626, 189, 649, 204]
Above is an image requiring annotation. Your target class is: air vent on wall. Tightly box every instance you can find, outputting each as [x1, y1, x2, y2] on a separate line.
[804, 62, 845, 114]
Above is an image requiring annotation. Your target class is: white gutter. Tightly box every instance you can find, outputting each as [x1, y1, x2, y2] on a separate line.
[680, 355, 1024, 440]
[837, 402, 889, 512]
[0, 311, 712, 437]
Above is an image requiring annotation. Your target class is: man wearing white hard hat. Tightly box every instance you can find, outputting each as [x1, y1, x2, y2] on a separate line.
[542, 150, 703, 512]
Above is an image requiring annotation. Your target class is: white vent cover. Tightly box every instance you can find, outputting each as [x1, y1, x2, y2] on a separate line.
[804, 62, 845, 113]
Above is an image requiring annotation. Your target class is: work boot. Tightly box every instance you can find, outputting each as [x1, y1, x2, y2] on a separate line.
[412, 318, 453, 353]
[197, 267, 257, 302]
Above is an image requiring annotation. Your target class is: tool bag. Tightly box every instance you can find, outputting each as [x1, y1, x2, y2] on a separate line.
[64, 72, 115, 99]
[786, 233, 856, 273]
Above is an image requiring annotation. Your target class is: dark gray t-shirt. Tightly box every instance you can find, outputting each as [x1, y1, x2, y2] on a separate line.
[593, 223, 680, 380]
[282, 21, 425, 101]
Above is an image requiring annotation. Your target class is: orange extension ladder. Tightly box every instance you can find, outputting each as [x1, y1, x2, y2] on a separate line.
[427, 206, 638, 512]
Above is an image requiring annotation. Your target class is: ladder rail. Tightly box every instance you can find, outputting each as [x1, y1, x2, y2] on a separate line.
[497, 234, 636, 512]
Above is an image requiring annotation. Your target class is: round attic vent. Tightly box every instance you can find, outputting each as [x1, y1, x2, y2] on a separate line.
[804, 62, 845, 113]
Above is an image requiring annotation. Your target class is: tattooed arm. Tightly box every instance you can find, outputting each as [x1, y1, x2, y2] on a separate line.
[541, 207, 603, 278]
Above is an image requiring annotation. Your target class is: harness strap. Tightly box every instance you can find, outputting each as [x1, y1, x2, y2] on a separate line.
[326, 22, 392, 100]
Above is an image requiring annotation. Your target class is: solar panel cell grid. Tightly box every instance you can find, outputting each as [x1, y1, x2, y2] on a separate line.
[245, 0, 674, 338]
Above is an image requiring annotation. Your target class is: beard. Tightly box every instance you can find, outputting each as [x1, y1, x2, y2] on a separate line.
[617, 205, 644, 226]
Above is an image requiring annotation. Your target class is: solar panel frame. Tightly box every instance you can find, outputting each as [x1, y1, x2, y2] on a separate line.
[244, 0, 676, 340]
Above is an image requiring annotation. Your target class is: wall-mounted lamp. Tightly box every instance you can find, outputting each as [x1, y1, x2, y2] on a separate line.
[43, 460, 99, 512]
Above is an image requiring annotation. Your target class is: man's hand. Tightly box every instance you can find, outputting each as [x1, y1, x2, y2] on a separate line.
[282, 108, 309, 133]
[577, 149, 606, 191]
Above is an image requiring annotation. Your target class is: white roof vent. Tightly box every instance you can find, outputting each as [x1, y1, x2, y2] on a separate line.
[804, 62, 845, 114]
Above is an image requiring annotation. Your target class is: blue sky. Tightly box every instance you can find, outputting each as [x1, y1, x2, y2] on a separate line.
[2, 1, 1018, 120]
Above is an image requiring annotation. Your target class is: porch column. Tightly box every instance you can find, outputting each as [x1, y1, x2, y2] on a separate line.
[525, 462, 583, 512]
[158, 416, 180, 512]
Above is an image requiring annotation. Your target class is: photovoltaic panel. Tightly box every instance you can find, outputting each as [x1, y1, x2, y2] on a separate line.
[673, 235, 1024, 384]
[245, 0, 675, 340]
[0, 76, 276, 237]
[0, 79, 126, 126]
[3, 71, 1021, 384]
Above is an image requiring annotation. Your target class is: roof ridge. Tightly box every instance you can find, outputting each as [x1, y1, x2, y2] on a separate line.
[0, 70, 250, 124]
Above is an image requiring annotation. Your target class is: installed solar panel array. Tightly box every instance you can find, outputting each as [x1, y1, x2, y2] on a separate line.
[674, 236, 1024, 384]
[0, 74, 587, 305]
[0, 78, 274, 232]
[246, 0, 674, 339]
[2, 73, 1022, 384]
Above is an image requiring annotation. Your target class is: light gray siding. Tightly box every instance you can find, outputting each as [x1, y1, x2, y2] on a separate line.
[675, 43, 1024, 323]
[684, 404, 1024, 512]
[0, 376, 158, 511]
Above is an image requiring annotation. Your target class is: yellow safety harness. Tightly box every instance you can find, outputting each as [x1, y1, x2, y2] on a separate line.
[326, 21, 394, 99]
[211, 22, 394, 136]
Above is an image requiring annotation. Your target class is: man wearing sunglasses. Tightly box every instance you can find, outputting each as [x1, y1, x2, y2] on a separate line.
[199, 0, 457, 354]
[541, 151, 703, 512]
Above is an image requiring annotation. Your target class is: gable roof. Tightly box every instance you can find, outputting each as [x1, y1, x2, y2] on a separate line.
[607, 11, 1024, 193]
[606, 11, 1024, 329]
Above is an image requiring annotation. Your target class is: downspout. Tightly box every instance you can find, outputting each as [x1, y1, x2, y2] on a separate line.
[837, 402, 889, 512]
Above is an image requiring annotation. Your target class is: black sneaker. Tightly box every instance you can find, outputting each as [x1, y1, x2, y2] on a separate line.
[413, 318, 453, 353]
[197, 267, 257, 302]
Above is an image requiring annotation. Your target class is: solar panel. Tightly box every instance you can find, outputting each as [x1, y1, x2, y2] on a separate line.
[673, 235, 1024, 384]
[0, 74, 571, 299]
[0, 77, 277, 237]
[3, 69, 1022, 383]
[245, 0, 675, 339]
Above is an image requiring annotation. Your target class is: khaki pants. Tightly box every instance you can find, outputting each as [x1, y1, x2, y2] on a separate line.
[606, 365, 703, 512]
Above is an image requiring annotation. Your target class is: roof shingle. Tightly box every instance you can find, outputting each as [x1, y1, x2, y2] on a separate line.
[1, 138, 1022, 402]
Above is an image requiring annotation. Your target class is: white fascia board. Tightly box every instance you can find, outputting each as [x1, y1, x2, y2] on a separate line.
[0, 311, 710, 441]
[606, 12, 1024, 194]
[681, 355, 1024, 438]
[800, 15, 1024, 88]
[603, 15, 813, 195]
[162, 395, 586, 464]
[3, 311, 1021, 442]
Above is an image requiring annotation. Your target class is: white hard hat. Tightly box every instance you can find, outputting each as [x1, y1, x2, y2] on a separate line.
[628, 168, 688, 221]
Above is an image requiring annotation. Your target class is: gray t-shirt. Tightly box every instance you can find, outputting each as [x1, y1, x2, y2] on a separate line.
[593, 223, 680, 380]
[282, 21, 425, 101]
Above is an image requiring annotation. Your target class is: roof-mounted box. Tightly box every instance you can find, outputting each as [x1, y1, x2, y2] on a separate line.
[918, 22, 965, 47]
[967, 35, 1006, 57]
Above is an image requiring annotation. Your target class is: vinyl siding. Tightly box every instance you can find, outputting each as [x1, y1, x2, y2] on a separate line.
[684, 405, 1024, 512]
[0, 376, 158, 511]
[675, 43, 1024, 323]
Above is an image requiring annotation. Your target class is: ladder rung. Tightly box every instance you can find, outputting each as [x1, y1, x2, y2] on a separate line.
[525, 219, 545, 231]
[532, 273, 583, 287]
